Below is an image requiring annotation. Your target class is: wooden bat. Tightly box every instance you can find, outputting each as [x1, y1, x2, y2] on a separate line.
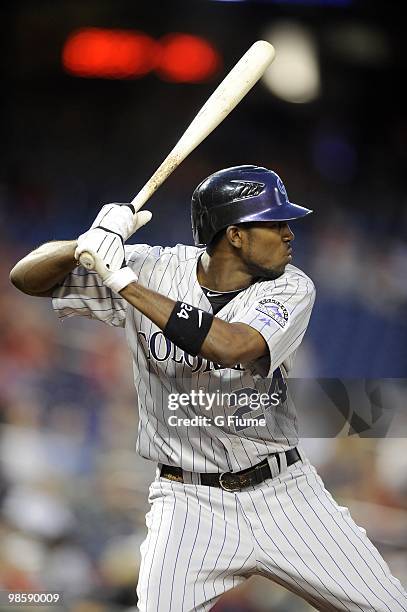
[79, 40, 275, 270]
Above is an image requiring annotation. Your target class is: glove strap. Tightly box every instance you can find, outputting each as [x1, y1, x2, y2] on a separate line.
[103, 267, 137, 294]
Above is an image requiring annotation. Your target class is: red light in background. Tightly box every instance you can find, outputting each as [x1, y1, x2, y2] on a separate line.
[62, 28, 160, 79]
[158, 34, 221, 82]
[62, 29, 221, 83]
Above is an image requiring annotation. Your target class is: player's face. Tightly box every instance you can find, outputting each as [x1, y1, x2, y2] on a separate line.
[240, 221, 295, 279]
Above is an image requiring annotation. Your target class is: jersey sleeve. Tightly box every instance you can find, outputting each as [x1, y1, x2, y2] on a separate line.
[232, 273, 316, 377]
[52, 243, 154, 327]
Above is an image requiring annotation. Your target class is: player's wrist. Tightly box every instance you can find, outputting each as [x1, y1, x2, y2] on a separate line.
[164, 301, 214, 356]
[102, 266, 137, 294]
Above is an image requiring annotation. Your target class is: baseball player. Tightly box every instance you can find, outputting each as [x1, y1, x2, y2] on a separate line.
[10, 166, 407, 611]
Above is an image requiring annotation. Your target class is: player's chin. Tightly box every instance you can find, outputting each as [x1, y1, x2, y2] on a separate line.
[273, 259, 290, 276]
[256, 263, 286, 280]
[278, 253, 292, 269]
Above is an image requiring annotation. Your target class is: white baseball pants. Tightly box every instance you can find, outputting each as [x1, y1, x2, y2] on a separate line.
[137, 453, 407, 611]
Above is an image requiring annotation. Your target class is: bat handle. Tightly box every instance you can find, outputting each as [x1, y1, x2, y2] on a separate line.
[79, 251, 96, 270]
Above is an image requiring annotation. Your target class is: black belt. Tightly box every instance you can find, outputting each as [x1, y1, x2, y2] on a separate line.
[160, 447, 301, 492]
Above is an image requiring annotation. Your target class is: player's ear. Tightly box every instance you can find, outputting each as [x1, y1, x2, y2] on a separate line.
[226, 225, 244, 249]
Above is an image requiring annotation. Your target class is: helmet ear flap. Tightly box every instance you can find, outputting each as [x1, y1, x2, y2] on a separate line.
[199, 208, 212, 244]
[192, 190, 211, 246]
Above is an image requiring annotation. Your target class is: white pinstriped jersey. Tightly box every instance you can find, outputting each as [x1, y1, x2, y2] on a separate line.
[53, 244, 315, 472]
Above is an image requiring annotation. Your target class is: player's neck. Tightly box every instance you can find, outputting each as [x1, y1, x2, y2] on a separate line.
[197, 251, 254, 292]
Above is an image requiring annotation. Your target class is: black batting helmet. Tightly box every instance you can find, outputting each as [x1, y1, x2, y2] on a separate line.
[191, 165, 312, 246]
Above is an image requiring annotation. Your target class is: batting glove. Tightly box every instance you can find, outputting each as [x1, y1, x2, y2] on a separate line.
[75, 227, 127, 273]
[87, 203, 152, 242]
[95, 258, 137, 295]
[75, 205, 152, 271]
[75, 229, 137, 294]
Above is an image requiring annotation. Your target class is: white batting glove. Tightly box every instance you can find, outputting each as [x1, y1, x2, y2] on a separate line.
[75, 227, 126, 273]
[75, 205, 152, 274]
[95, 259, 137, 294]
[75, 230, 137, 294]
[88, 203, 152, 242]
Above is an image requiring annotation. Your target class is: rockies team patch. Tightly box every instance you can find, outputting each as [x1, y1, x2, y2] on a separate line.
[255, 298, 289, 328]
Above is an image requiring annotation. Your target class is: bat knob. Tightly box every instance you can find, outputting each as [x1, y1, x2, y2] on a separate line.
[79, 252, 95, 270]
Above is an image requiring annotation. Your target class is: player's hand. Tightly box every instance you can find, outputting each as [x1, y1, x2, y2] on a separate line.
[75, 204, 152, 272]
[75, 227, 126, 272]
[88, 203, 152, 242]
[75, 228, 137, 293]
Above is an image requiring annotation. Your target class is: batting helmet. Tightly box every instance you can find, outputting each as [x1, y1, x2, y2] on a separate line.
[191, 165, 312, 246]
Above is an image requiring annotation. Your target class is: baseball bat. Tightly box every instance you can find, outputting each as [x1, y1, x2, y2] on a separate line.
[79, 40, 275, 270]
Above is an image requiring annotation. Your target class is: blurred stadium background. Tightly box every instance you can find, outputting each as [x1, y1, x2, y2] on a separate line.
[1, 0, 406, 610]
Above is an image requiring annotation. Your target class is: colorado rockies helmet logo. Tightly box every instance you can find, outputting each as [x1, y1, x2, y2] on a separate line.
[230, 180, 265, 201]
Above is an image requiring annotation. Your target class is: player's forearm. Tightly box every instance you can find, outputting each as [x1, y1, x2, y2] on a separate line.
[9, 240, 78, 296]
[120, 282, 176, 328]
[120, 282, 265, 366]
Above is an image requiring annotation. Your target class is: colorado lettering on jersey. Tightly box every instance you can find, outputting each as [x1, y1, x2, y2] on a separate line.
[137, 331, 245, 373]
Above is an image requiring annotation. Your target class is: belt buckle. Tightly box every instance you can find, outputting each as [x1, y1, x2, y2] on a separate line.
[219, 471, 242, 492]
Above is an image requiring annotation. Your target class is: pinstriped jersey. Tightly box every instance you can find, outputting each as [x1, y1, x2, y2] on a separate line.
[52, 244, 315, 472]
